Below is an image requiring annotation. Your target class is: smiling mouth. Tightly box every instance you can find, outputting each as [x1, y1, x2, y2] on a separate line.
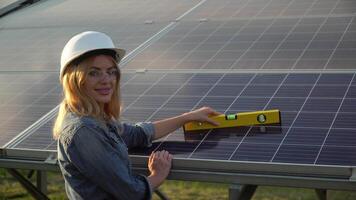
[95, 88, 112, 95]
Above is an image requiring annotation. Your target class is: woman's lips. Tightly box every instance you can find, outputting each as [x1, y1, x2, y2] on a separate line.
[95, 88, 112, 95]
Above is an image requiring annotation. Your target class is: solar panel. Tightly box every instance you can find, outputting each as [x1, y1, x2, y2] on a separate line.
[123, 0, 356, 71]
[1, 0, 356, 192]
[0, 0, 201, 71]
[9, 72, 356, 167]
[0, 72, 61, 148]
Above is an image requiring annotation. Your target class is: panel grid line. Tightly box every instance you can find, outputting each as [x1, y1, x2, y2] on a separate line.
[227, 73, 289, 160]
[145, 74, 202, 152]
[188, 73, 259, 159]
[170, 0, 252, 70]
[259, 0, 320, 70]
[290, 0, 344, 70]
[322, 17, 355, 69]
[313, 72, 356, 164]
[270, 73, 322, 162]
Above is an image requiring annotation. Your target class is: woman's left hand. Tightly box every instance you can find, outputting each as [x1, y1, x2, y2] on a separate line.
[183, 107, 222, 126]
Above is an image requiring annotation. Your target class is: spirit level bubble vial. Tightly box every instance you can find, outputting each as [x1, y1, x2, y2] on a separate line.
[183, 109, 281, 132]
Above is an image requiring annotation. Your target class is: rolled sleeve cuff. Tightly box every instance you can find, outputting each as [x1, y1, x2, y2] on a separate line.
[137, 174, 153, 200]
[135, 122, 155, 147]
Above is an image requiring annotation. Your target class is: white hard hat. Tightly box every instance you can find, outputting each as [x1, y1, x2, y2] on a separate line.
[60, 31, 126, 81]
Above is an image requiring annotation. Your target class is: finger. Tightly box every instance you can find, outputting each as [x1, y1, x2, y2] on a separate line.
[206, 117, 220, 126]
[168, 153, 173, 162]
[157, 150, 165, 160]
[149, 151, 154, 162]
[212, 110, 222, 116]
[163, 151, 170, 160]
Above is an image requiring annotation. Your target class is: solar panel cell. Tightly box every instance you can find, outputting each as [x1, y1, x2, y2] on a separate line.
[284, 128, 329, 145]
[325, 129, 356, 147]
[294, 112, 335, 128]
[191, 142, 236, 160]
[231, 143, 278, 162]
[273, 144, 320, 164]
[229, 97, 270, 111]
[275, 85, 313, 97]
[310, 85, 348, 98]
[317, 146, 356, 166]
[333, 113, 356, 129]
[241, 85, 279, 97]
[302, 98, 342, 112]
[267, 98, 304, 112]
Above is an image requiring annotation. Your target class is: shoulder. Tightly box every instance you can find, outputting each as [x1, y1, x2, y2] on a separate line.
[58, 113, 106, 146]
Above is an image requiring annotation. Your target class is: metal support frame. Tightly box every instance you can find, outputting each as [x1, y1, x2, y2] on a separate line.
[6, 169, 49, 200]
[37, 170, 47, 195]
[6, 167, 168, 200]
[315, 189, 327, 200]
[155, 189, 169, 200]
[229, 184, 257, 200]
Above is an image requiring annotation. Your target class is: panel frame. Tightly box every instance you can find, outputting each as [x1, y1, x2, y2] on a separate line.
[2, 148, 356, 191]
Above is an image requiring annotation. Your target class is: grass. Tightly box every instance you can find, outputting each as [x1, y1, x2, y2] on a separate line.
[0, 169, 355, 200]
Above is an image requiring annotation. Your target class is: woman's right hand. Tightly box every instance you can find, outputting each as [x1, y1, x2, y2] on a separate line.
[147, 150, 173, 189]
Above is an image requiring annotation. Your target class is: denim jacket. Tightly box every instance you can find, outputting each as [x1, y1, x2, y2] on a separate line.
[57, 112, 155, 200]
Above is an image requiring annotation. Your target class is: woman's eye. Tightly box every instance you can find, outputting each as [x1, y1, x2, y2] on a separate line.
[108, 70, 119, 76]
[88, 70, 100, 77]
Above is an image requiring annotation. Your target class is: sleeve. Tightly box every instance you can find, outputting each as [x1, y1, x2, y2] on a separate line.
[121, 122, 155, 148]
[67, 126, 152, 200]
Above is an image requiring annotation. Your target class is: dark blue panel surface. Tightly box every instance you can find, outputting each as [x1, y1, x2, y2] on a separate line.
[340, 98, 356, 113]
[145, 85, 182, 95]
[230, 143, 279, 162]
[163, 96, 203, 109]
[243, 127, 285, 144]
[325, 129, 356, 146]
[283, 128, 328, 145]
[121, 84, 152, 95]
[191, 142, 237, 160]
[346, 86, 356, 98]
[310, 85, 348, 98]
[229, 97, 270, 111]
[318, 74, 353, 85]
[241, 85, 279, 97]
[12, 72, 356, 168]
[302, 98, 342, 112]
[266, 98, 305, 112]
[176, 84, 212, 96]
[207, 85, 245, 97]
[273, 144, 320, 164]
[294, 112, 335, 128]
[196, 96, 236, 112]
[333, 113, 356, 129]
[154, 141, 199, 158]
[283, 74, 319, 85]
[131, 96, 170, 109]
[275, 85, 313, 97]
[205, 127, 248, 143]
[317, 146, 356, 166]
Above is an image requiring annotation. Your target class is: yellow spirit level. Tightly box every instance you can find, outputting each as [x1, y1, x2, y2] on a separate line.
[183, 109, 281, 132]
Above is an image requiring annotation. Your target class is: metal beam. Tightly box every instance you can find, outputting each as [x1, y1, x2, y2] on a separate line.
[229, 185, 257, 200]
[37, 170, 47, 195]
[315, 189, 327, 200]
[7, 169, 49, 200]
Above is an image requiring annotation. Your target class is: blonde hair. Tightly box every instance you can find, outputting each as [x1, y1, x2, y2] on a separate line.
[53, 55, 121, 139]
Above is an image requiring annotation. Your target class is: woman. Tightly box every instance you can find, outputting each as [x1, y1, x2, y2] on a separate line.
[54, 31, 220, 200]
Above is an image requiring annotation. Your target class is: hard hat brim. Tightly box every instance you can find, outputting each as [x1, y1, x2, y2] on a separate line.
[60, 48, 126, 82]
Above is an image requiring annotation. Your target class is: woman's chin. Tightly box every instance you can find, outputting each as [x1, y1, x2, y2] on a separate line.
[95, 96, 112, 104]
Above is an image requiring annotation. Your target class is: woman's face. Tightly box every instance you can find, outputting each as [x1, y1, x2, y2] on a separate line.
[83, 55, 119, 106]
